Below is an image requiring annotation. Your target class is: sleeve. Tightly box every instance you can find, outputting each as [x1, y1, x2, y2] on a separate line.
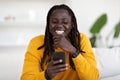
[20, 38, 46, 80]
[72, 33, 99, 80]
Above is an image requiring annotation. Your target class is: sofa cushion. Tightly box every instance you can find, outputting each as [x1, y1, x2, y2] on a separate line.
[92, 47, 120, 79]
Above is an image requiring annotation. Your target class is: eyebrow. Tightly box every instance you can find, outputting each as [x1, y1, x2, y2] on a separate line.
[50, 18, 70, 20]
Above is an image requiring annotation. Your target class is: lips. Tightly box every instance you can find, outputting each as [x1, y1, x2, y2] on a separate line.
[55, 30, 64, 34]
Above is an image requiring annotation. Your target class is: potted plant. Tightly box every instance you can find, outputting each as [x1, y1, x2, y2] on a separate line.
[89, 13, 107, 47]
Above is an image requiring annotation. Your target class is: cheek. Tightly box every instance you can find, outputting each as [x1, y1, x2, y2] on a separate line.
[65, 26, 72, 35]
[49, 24, 55, 34]
[66, 26, 70, 29]
[66, 23, 72, 29]
[66, 25, 72, 31]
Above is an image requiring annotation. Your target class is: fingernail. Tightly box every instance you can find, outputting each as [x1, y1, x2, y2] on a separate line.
[59, 59, 62, 62]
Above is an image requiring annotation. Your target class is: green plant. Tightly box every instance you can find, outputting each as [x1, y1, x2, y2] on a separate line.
[113, 22, 120, 38]
[89, 13, 107, 47]
[106, 21, 120, 48]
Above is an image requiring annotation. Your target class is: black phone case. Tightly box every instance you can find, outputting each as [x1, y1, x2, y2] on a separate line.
[53, 52, 65, 65]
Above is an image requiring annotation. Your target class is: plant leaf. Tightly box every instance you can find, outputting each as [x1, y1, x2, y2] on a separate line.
[114, 22, 120, 38]
[90, 13, 107, 34]
[90, 35, 96, 47]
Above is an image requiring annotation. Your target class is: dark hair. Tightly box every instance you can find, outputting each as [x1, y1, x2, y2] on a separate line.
[38, 4, 81, 70]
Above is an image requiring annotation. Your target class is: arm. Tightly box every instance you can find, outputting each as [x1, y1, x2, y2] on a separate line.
[52, 32, 99, 79]
[72, 33, 99, 80]
[20, 36, 67, 80]
[20, 36, 46, 80]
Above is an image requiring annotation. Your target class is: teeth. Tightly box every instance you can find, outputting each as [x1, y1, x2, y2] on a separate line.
[56, 30, 64, 34]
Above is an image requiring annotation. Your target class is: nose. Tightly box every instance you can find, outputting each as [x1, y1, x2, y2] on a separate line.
[56, 21, 63, 27]
[57, 23, 63, 27]
[55, 24, 64, 31]
[55, 24, 65, 30]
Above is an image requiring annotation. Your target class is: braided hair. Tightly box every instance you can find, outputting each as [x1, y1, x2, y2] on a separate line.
[38, 4, 81, 70]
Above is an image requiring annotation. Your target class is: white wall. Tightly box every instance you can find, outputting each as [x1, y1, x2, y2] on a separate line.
[0, 0, 119, 46]
[70, 0, 120, 35]
[70, 0, 120, 47]
[0, 46, 26, 80]
[0, 1, 54, 45]
[0, 1, 65, 45]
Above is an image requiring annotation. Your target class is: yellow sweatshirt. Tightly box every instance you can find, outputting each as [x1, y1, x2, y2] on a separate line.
[20, 33, 99, 80]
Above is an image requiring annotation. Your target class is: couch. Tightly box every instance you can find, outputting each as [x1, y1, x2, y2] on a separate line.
[93, 47, 120, 80]
[0, 46, 120, 80]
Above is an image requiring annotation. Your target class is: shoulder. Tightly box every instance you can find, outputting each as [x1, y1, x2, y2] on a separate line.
[79, 32, 91, 44]
[80, 32, 88, 39]
[29, 34, 45, 48]
[79, 32, 92, 50]
[26, 35, 45, 61]
[31, 34, 45, 42]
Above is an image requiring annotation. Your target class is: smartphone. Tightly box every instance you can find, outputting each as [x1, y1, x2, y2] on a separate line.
[53, 52, 65, 65]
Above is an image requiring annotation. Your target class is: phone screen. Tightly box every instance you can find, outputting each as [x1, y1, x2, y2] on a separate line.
[53, 52, 65, 65]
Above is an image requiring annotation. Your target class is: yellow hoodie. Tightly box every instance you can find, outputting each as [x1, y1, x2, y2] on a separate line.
[20, 33, 99, 80]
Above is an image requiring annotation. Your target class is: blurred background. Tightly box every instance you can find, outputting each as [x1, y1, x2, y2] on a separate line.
[0, 0, 120, 80]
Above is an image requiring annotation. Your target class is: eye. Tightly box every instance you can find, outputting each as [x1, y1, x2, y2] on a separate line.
[50, 19, 58, 24]
[63, 22, 68, 24]
[62, 19, 69, 25]
[52, 21, 58, 24]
